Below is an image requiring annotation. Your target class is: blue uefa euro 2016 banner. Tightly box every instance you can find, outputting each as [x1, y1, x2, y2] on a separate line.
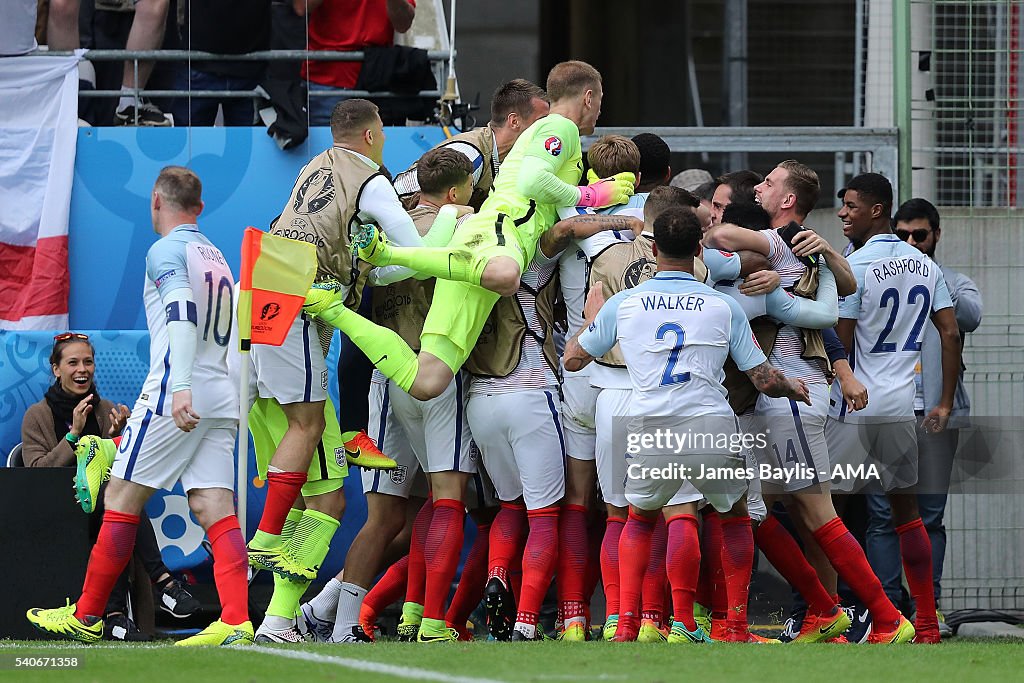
[69, 126, 446, 330]
[5, 126, 447, 576]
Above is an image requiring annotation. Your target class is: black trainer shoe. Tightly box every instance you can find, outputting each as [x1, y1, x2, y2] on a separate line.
[777, 607, 805, 643]
[484, 577, 514, 642]
[843, 603, 872, 644]
[157, 579, 201, 618]
[115, 101, 171, 127]
[105, 613, 151, 642]
[333, 624, 374, 643]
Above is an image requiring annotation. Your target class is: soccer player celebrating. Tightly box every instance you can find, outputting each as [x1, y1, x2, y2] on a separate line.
[27, 167, 252, 646]
[564, 206, 810, 644]
[246, 99, 453, 597]
[302, 60, 635, 402]
[394, 79, 551, 210]
[828, 173, 963, 643]
[705, 162, 918, 644]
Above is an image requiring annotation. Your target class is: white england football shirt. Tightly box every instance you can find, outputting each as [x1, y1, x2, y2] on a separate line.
[579, 271, 766, 416]
[139, 225, 238, 419]
[831, 234, 953, 422]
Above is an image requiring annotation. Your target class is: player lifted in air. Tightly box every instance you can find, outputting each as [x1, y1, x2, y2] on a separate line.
[302, 60, 636, 397]
[27, 167, 252, 647]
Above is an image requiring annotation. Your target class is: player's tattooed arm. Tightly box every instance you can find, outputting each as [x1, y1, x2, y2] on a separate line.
[745, 362, 812, 405]
[563, 283, 609, 372]
[540, 215, 643, 258]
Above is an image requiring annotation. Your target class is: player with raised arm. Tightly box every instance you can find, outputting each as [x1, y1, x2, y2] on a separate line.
[301, 61, 635, 402]
[245, 99, 457, 596]
[564, 206, 810, 644]
[394, 79, 551, 210]
[828, 173, 962, 644]
[27, 167, 252, 647]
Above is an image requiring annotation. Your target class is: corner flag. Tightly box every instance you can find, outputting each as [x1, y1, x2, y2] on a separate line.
[238, 227, 317, 349]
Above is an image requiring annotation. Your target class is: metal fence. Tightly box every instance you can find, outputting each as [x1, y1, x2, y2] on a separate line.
[40, 48, 451, 101]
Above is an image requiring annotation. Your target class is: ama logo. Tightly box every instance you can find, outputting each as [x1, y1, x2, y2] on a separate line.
[544, 136, 562, 156]
[260, 302, 281, 321]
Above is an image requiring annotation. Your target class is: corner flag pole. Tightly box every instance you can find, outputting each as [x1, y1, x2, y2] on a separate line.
[237, 227, 318, 538]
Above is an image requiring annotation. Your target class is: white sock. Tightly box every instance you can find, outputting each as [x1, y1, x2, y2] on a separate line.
[513, 622, 536, 639]
[117, 86, 136, 112]
[261, 614, 294, 631]
[330, 582, 367, 641]
[306, 577, 344, 622]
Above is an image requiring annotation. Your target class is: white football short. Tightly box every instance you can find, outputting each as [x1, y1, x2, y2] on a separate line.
[362, 375, 428, 499]
[754, 383, 831, 494]
[113, 406, 237, 492]
[561, 373, 598, 461]
[736, 414, 767, 522]
[250, 312, 328, 405]
[388, 371, 476, 474]
[466, 388, 566, 510]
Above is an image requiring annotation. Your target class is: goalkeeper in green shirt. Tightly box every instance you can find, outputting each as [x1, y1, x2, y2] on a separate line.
[306, 60, 635, 400]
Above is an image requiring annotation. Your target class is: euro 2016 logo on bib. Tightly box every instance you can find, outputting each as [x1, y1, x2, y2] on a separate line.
[544, 136, 562, 156]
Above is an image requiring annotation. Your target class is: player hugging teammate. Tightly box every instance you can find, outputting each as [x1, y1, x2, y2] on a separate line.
[30, 60, 963, 648]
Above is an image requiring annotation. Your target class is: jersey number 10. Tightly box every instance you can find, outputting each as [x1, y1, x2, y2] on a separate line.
[203, 271, 233, 348]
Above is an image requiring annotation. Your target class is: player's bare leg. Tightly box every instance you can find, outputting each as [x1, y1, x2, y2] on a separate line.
[479, 255, 523, 297]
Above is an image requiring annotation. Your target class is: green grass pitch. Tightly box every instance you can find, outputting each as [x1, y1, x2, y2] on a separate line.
[1, 638, 1021, 683]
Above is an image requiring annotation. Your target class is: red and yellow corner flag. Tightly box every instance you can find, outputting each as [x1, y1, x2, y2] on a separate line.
[238, 227, 317, 349]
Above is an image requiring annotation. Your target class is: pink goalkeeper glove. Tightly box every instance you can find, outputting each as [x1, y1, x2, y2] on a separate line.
[576, 171, 637, 209]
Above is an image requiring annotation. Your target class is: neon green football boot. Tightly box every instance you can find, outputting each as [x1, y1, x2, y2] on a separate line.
[175, 619, 254, 647]
[602, 614, 619, 641]
[26, 600, 103, 643]
[74, 435, 116, 513]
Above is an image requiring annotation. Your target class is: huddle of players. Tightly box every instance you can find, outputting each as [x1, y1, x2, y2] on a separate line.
[26, 58, 960, 648]
[281, 59, 962, 646]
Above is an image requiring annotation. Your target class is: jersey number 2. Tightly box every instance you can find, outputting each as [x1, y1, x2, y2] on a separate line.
[870, 285, 930, 353]
[656, 322, 691, 386]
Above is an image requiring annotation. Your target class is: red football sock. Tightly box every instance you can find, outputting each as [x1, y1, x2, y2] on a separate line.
[720, 515, 754, 641]
[515, 507, 560, 626]
[700, 510, 727, 621]
[896, 518, 939, 632]
[76, 509, 139, 619]
[487, 503, 527, 587]
[446, 522, 490, 628]
[641, 515, 668, 625]
[583, 514, 604, 606]
[362, 555, 409, 625]
[258, 471, 307, 536]
[617, 511, 655, 637]
[208, 515, 249, 625]
[666, 514, 700, 631]
[601, 517, 625, 617]
[423, 498, 466, 620]
[755, 514, 836, 616]
[558, 504, 588, 619]
[813, 516, 902, 631]
[405, 496, 433, 606]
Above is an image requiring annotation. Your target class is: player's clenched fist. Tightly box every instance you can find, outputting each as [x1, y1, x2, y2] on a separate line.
[171, 390, 200, 432]
[577, 171, 636, 209]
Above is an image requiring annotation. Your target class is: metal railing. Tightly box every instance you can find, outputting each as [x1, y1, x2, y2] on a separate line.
[37, 48, 451, 100]
[583, 126, 900, 202]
